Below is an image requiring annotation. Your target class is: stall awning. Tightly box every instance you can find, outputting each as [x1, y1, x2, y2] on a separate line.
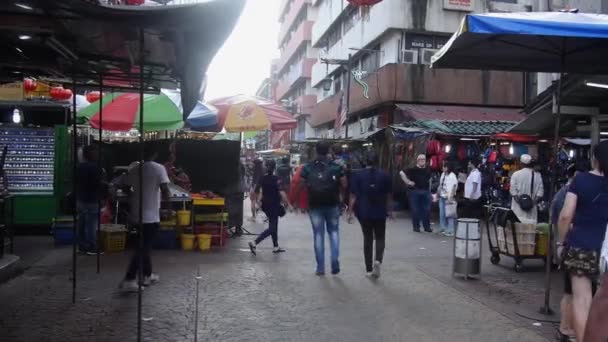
[0, 0, 246, 117]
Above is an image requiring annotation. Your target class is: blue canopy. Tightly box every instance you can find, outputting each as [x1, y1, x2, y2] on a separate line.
[431, 11, 608, 73]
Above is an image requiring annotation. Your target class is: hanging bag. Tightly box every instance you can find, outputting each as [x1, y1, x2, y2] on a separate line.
[517, 171, 535, 211]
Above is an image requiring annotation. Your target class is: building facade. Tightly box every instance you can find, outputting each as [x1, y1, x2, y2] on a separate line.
[307, 0, 607, 138]
[274, 0, 318, 141]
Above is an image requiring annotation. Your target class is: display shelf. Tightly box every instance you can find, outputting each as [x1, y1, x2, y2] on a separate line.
[0, 127, 55, 192]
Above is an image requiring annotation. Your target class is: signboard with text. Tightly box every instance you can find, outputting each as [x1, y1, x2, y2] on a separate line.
[0, 82, 23, 101]
[444, 0, 474, 11]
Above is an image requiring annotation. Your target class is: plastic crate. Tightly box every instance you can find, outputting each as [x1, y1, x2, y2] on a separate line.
[154, 229, 178, 249]
[506, 241, 536, 256]
[101, 226, 127, 253]
[52, 217, 75, 245]
[514, 222, 536, 233]
[505, 230, 536, 244]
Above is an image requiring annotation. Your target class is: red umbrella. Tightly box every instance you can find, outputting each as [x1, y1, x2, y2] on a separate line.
[208, 95, 296, 133]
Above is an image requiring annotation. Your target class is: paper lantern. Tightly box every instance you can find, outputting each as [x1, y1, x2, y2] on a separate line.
[126, 0, 145, 5]
[60, 88, 73, 101]
[86, 91, 101, 103]
[23, 78, 37, 92]
[50, 87, 64, 100]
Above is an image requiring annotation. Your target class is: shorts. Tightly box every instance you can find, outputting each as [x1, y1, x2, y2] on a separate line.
[562, 247, 600, 279]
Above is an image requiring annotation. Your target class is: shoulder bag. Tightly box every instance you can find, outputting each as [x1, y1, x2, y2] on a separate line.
[517, 171, 535, 211]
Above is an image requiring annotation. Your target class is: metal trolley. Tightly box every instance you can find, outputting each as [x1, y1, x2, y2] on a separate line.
[484, 204, 546, 272]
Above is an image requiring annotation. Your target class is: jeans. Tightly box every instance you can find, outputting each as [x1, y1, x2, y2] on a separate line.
[408, 190, 431, 230]
[438, 197, 456, 234]
[309, 205, 340, 273]
[125, 223, 159, 281]
[77, 201, 99, 252]
[255, 215, 279, 247]
[359, 218, 386, 272]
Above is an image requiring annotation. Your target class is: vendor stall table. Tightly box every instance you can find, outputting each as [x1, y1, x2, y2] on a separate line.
[192, 197, 226, 247]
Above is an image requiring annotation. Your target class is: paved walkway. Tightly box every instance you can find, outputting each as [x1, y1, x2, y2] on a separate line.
[0, 212, 556, 342]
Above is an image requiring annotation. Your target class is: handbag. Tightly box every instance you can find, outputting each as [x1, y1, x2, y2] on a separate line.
[517, 171, 535, 211]
[278, 204, 286, 218]
[445, 200, 458, 218]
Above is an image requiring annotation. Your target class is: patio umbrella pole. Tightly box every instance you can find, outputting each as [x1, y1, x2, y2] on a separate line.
[72, 78, 78, 304]
[540, 55, 566, 316]
[97, 77, 103, 274]
[137, 27, 145, 342]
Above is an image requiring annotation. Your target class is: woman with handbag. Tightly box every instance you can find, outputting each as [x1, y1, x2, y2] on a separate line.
[249, 159, 291, 255]
[438, 162, 458, 237]
[558, 140, 608, 342]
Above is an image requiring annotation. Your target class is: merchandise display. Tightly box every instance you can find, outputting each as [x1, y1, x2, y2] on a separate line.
[1, 128, 55, 192]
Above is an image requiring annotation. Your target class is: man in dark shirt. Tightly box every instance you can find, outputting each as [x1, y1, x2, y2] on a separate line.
[400, 154, 432, 232]
[77, 145, 103, 254]
[299, 142, 347, 275]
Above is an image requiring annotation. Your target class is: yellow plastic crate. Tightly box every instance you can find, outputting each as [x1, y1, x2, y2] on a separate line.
[101, 230, 127, 253]
[193, 198, 225, 206]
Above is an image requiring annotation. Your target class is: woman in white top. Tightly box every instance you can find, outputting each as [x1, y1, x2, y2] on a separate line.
[438, 161, 458, 236]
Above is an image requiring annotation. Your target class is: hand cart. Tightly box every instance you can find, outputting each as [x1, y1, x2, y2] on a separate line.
[484, 204, 547, 272]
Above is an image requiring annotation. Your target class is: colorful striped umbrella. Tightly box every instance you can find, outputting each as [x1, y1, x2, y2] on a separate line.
[77, 92, 184, 132]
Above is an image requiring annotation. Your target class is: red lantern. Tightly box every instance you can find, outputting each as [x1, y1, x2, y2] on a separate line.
[125, 0, 145, 5]
[60, 88, 73, 101]
[347, 0, 383, 6]
[23, 78, 37, 92]
[50, 87, 64, 100]
[86, 91, 101, 103]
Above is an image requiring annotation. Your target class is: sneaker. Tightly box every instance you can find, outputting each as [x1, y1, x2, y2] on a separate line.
[119, 280, 141, 293]
[443, 231, 454, 237]
[248, 242, 257, 256]
[366, 272, 374, 278]
[272, 247, 286, 253]
[143, 274, 160, 286]
[424, 228, 433, 233]
[413, 228, 421, 233]
[372, 261, 382, 278]
[315, 271, 325, 276]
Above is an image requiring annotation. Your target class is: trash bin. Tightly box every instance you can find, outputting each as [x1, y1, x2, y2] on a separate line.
[453, 218, 481, 279]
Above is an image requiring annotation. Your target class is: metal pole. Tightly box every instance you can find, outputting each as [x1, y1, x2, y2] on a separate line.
[194, 266, 201, 342]
[344, 53, 352, 139]
[72, 79, 78, 304]
[540, 56, 564, 316]
[97, 77, 103, 274]
[137, 27, 145, 342]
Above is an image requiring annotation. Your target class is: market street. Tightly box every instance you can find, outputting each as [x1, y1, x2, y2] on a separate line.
[0, 211, 557, 342]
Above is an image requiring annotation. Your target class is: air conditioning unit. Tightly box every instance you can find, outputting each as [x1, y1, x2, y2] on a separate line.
[401, 50, 418, 64]
[421, 48, 438, 65]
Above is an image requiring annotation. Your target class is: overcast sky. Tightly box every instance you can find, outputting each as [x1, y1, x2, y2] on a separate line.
[204, 0, 281, 100]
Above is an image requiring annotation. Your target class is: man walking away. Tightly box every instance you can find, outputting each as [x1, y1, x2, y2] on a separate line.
[299, 142, 347, 275]
[120, 149, 170, 292]
[348, 151, 392, 278]
[510, 154, 544, 223]
[463, 159, 483, 219]
[77, 145, 104, 255]
[400, 154, 432, 232]
[276, 156, 292, 194]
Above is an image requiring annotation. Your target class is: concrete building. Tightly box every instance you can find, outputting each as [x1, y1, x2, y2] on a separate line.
[308, 0, 607, 138]
[274, 0, 318, 141]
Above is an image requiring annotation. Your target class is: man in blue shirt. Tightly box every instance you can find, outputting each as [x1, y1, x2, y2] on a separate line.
[348, 151, 393, 278]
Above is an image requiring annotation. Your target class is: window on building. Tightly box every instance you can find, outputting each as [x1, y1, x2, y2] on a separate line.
[326, 24, 342, 49]
[298, 118, 306, 135]
[360, 45, 381, 72]
[343, 6, 359, 34]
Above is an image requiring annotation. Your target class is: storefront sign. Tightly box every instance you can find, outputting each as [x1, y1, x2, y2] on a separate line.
[0, 82, 24, 101]
[407, 33, 434, 49]
[443, 0, 474, 11]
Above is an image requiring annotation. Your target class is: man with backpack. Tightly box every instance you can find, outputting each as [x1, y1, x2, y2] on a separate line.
[298, 142, 347, 275]
[510, 154, 544, 223]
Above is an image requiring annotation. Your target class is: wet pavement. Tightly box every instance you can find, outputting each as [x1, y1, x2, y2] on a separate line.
[0, 210, 559, 341]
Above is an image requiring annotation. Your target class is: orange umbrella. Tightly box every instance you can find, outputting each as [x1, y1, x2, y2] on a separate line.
[208, 95, 297, 133]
